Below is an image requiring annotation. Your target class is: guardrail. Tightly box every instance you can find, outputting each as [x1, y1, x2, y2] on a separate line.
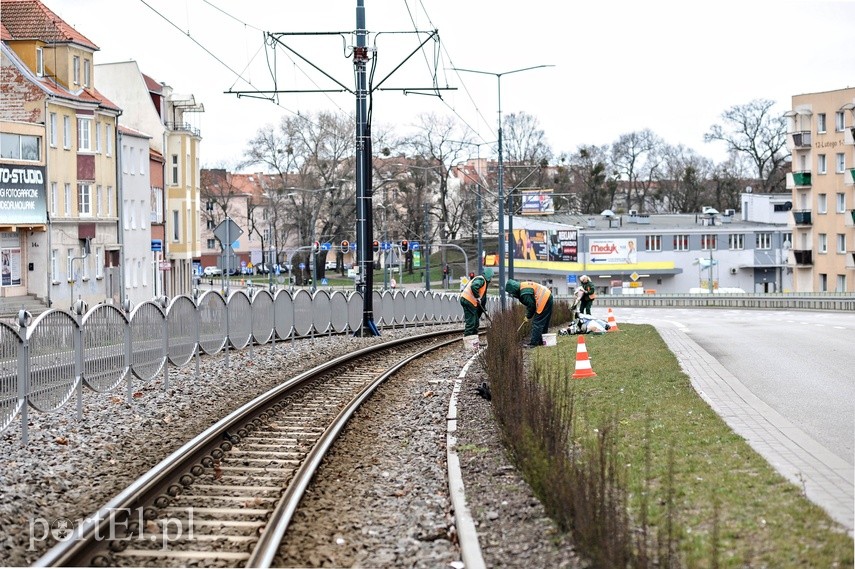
[0, 288, 468, 445]
[572, 293, 855, 312]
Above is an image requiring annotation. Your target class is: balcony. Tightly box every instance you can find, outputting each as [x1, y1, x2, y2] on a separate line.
[849, 168, 855, 184]
[847, 126, 855, 146]
[165, 122, 201, 137]
[792, 210, 812, 225]
[791, 130, 812, 148]
[792, 171, 811, 187]
[792, 249, 813, 265]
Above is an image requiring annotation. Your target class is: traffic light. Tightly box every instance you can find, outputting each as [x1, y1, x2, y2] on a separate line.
[340, 240, 350, 254]
[400, 239, 409, 253]
[312, 241, 320, 253]
[372, 240, 380, 253]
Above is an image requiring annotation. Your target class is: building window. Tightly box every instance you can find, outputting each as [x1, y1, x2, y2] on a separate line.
[818, 233, 827, 253]
[728, 233, 744, 250]
[171, 155, 179, 185]
[818, 154, 827, 174]
[49, 113, 57, 147]
[837, 234, 846, 254]
[644, 235, 661, 251]
[95, 121, 101, 153]
[836, 153, 845, 174]
[139, 148, 145, 174]
[701, 234, 717, 250]
[817, 113, 826, 133]
[837, 275, 846, 292]
[83, 59, 91, 87]
[78, 183, 91, 215]
[0, 133, 41, 161]
[140, 200, 147, 229]
[818, 193, 827, 214]
[107, 186, 113, 217]
[673, 234, 689, 251]
[96, 185, 102, 217]
[206, 218, 215, 230]
[72, 56, 80, 85]
[95, 247, 103, 278]
[63, 116, 71, 149]
[77, 117, 92, 151]
[36, 47, 44, 76]
[819, 273, 827, 292]
[133, 259, 140, 288]
[207, 238, 216, 249]
[172, 210, 180, 241]
[105, 125, 112, 156]
[756, 232, 772, 250]
[837, 193, 846, 213]
[122, 145, 128, 174]
[835, 111, 845, 132]
[50, 182, 57, 214]
[125, 259, 131, 289]
[66, 248, 74, 280]
[51, 249, 58, 282]
[123, 199, 129, 230]
[64, 183, 71, 216]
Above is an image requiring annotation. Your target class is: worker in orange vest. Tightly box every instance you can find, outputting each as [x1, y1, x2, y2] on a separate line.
[459, 268, 494, 336]
[505, 279, 553, 347]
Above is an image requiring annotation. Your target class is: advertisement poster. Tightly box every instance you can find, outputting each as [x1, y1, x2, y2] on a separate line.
[520, 189, 554, 215]
[1, 248, 22, 286]
[589, 238, 638, 264]
[549, 229, 578, 262]
[509, 229, 549, 261]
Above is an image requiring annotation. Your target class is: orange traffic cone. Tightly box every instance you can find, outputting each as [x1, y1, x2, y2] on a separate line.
[606, 308, 620, 332]
[571, 335, 597, 379]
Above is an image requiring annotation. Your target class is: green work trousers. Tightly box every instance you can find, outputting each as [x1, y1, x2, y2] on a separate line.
[461, 299, 482, 336]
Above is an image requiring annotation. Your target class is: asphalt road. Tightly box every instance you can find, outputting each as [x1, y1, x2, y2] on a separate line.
[612, 307, 855, 467]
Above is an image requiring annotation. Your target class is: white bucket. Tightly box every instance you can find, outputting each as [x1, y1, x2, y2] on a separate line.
[542, 333, 557, 347]
[463, 334, 480, 350]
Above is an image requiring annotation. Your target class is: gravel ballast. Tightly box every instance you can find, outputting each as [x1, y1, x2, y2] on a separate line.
[0, 327, 580, 567]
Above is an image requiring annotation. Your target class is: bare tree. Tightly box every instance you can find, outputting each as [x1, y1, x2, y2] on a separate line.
[656, 144, 715, 213]
[611, 129, 664, 213]
[704, 98, 789, 193]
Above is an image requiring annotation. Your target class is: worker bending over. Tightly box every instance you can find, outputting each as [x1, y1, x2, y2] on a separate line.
[459, 268, 494, 336]
[505, 279, 553, 348]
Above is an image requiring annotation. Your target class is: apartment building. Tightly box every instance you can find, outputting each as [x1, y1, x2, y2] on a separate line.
[786, 87, 855, 292]
[1, 0, 122, 310]
[97, 61, 203, 298]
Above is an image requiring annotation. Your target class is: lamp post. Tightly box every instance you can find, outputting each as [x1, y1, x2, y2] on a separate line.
[448, 140, 496, 276]
[451, 64, 553, 308]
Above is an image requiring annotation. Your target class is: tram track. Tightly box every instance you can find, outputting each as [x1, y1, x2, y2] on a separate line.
[35, 329, 466, 568]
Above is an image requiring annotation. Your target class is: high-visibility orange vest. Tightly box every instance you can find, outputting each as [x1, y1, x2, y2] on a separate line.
[461, 276, 487, 306]
[520, 281, 551, 314]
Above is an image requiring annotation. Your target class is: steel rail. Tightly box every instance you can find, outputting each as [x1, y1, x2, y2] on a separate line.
[34, 329, 460, 568]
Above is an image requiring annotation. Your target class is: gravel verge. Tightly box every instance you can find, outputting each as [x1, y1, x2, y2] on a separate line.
[0, 327, 582, 567]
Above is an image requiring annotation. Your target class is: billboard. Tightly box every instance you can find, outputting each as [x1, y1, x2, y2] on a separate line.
[520, 189, 554, 215]
[509, 229, 549, 261]
[0, 164, 47, 225]
[549, 229, 578, 262]
[589, 238, 638, 264]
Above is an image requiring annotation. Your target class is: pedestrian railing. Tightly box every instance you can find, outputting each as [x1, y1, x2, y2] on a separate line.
[0, 288, 466, 445]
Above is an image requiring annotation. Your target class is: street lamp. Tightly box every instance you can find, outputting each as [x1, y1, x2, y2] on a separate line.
[451, 64, 554, 308]
[449, 140, 496, 276]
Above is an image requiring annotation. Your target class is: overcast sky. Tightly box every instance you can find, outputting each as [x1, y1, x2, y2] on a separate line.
[47, 0, 855, 170]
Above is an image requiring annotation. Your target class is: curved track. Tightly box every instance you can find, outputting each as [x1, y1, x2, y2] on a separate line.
[35, 329, 467, 568]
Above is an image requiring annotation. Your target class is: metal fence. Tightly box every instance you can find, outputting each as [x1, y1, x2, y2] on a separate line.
[0, 288, 466, 444]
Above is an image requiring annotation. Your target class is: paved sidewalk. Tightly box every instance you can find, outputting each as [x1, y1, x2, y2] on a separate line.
[651, 322, 854, 535]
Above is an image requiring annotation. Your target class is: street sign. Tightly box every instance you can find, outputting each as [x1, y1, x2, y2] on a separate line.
[382, 242, 391, 251]
[299, 262, 306, 270]
[213, 218, 243, 247]
[159, 261, 172, 271]
[411, 241, 420, 251]
[320, 242, 332, 251]
[321, 278, 328, 286]
[151, 239, 162, 252]
[567, 274, 577, 285]
[630, 271, 640, 281]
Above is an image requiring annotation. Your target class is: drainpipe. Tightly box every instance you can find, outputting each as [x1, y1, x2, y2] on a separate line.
[115, 116, 126, 306]
[44, 97, 52, 308]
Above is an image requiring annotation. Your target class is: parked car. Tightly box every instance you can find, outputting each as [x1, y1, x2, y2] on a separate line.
[203, 266, 222, 277]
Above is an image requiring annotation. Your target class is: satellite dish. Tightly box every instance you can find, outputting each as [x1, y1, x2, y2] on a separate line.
[600, 209, 615, 218]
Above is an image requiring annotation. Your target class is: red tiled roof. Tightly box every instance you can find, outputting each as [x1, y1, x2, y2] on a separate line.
[1, 21, 13, 41]
[0, 0, 99, 50]
[142, 72, 163, 94]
